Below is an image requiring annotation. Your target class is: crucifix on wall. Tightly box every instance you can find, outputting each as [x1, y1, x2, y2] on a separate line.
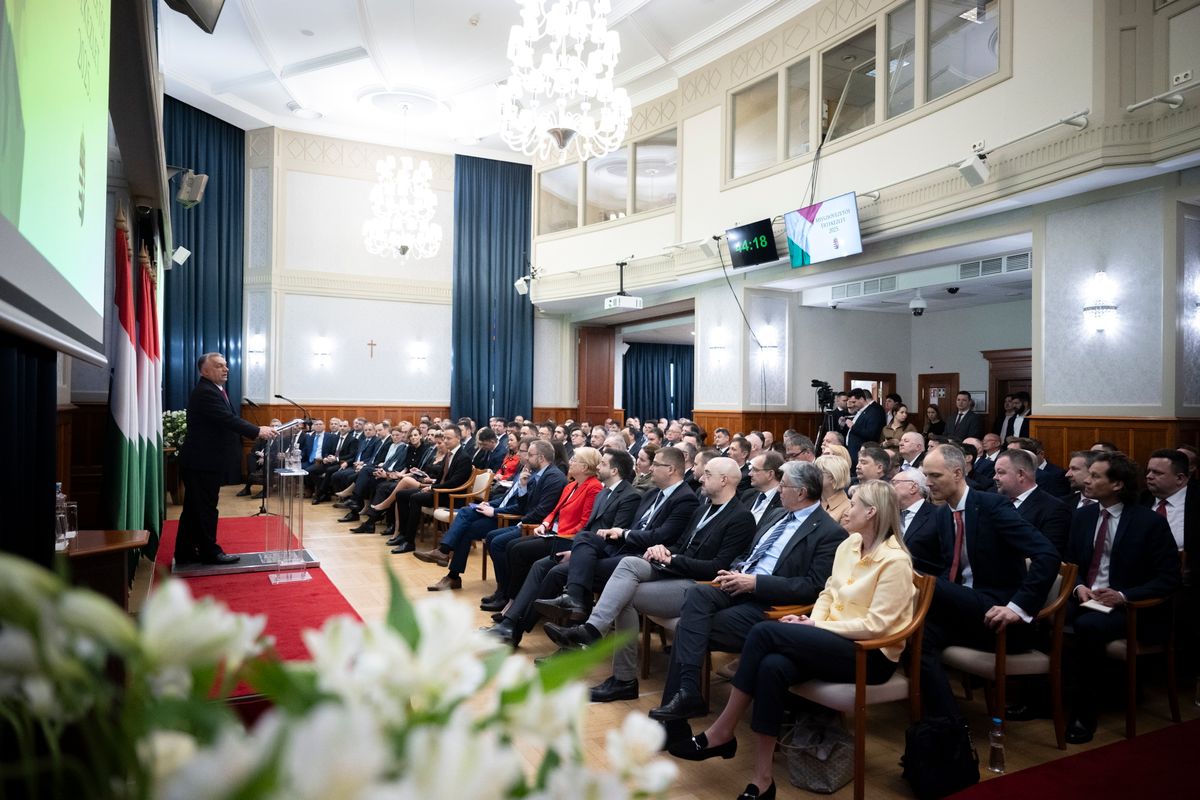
[367, 339, 377, 358]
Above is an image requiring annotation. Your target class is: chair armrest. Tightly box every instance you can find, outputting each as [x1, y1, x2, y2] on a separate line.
[519, 523, 539, 537]
[763, 604, 814, 620]
[1126, 596, 1169, 611]
[854, 629, 914, 652]
[496, 512, 522, 526]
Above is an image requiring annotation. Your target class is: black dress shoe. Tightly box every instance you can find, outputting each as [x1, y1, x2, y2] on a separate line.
[253, 492, 265, 499]
[533, 594, 589, 624]
[480, 592, 501, 605]
[236, 487, 251, 497]
[667, 731, 737, 761]
[491, 611, 506, 623]
[482, 619, 520, 646]
[312, 495, 328, 505]
[1065, 718, 1096, 745]
[544, 622, 600, 650]
[338, 511, 360, 523]
[590, 675, 639, 703]
[382, 525, 396, 537]
[332, 500, 350, 509]
[391, 541, 415, 554]
[385, 535, 403, 547]
[735, 781, 775, 800]
[479, 596, 508, 612]
[198, 552, 241, 565]
[349, 521, 376, 534]
[649, 690, 709, 722]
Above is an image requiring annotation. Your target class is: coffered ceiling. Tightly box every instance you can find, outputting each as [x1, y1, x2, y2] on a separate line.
[158, 0, 821, 160]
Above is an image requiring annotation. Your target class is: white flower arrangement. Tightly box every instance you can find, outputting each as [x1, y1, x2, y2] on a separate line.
[0, 554, 677, 800]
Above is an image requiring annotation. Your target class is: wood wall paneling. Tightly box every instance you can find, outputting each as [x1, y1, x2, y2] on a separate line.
[1030, 416, 1200, 472]
[532, 407, 579, 424]
[577, 327, 616, 425]
[692, 411, 825, 443]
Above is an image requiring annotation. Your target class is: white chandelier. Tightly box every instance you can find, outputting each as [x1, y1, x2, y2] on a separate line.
[498, 0, 632, 162]
[362, 155, 442, 260]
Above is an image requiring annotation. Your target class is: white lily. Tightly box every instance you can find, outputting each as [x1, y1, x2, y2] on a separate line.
[277, 703, 389, 800]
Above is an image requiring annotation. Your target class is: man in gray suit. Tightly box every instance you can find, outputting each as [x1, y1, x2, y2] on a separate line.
[648, 460, 847, 722]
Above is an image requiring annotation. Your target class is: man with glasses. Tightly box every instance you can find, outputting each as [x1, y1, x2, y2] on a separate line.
[891, 469, 941, 575]
[649, 461, 847, 723]
[743, 452, 784, 523]
[783, 433, 816, 462]
[533, 446, 699, 624]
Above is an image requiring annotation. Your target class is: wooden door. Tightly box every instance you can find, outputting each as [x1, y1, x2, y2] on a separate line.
[843, 371, 897, 403]
[577, 327, 615, 423]
[982, 348, 1032, 431]
[917, 373, 959, 429]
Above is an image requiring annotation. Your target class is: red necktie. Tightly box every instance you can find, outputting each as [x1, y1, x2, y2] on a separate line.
[1085, 510, 1111, 586]
[1156, 499, 1168, 518]
[948, 509, 965, 583]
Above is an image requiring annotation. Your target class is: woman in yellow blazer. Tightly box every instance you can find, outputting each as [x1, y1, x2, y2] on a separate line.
[670, 479, 915, 800]
[815, 453, 851, 526]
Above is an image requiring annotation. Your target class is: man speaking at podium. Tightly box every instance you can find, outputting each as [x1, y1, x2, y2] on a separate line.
[174, 353, 277, 565]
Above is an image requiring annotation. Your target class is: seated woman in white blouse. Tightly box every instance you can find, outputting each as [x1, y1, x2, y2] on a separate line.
[669, 479, 915, 800]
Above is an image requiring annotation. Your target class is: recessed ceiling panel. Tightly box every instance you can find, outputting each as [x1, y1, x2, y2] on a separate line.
[160, 0, 271, 87]
[245, 0, 363, 66]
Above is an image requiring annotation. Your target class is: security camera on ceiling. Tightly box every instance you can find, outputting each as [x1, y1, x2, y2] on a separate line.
[909, 291, 927, 317]
[947, 286, 960, 295]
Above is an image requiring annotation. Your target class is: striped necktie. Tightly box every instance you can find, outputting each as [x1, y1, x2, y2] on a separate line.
[741, 511, 798, 573]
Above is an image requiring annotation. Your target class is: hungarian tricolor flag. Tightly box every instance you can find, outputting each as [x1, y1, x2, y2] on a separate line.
[136, 243, 164, 554]
[104, 208, 142, 531]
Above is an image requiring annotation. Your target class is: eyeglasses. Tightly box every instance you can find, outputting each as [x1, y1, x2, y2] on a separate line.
[651, 461, 670, 469]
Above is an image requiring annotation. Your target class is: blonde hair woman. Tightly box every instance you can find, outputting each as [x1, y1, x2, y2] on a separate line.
[815, 454, 851, 526]
[822, 442, 851, 470]
[670, 480, 915, 800]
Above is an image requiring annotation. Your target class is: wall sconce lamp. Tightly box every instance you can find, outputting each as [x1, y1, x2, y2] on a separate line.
[1082, 271, 1118, 332]
[313, 336, 332, 367]
[248, 334, 266, 367]
[708, 325, 730, 366]
[409, 341, 429, 370]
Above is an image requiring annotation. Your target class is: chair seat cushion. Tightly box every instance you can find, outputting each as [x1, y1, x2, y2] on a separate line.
[646, 615, 678, 634]
[942, 646, 1050, 678]
[1106, 639, 1165, 659]
[792, 673, 910, 712]
[431, 508, 452, 523]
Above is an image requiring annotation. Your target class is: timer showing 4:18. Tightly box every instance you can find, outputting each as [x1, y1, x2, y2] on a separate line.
[735, 234, 771, 252]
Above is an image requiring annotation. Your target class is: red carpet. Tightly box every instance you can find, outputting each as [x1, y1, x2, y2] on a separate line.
[154, 517, 359, 662]
[951, 718, 1199, 797]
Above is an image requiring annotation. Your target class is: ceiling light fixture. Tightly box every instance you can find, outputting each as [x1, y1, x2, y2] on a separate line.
[287, 101, 322, 120]
[497, 0, 632, 162]
[362, 106, 443, 261]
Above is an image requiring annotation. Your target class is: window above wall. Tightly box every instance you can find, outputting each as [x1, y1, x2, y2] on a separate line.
[536, 128, 677, 237]
[726, 0, 1007, 184]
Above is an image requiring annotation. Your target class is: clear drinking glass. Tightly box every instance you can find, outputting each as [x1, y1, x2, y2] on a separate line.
[64, 501, 79, 538]
[55, 512, 69, 550]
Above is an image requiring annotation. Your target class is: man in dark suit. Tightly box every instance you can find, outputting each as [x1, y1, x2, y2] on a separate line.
[1143, 448, 1195, 555]
[338, 426, 408, 519]
[331, 422, 385, 510]
[918, 444, 1060, 720]
[728, 436, 753, 492]
[1064, 451, 1180, 743]
[1011, 437, 1072, 498]
[544, 458, 756, 702]
[892, 468, 942, 575]
[237, 417, 282, 497]
[994, 448, 1073, 556]
[994, 393, 1030, 441]
[740, 451, 784, 524]
[484, 449, 642, 645]
[417, 439, 560, 592]
[897, 431, 926, 472]
[944, 391, 984, 441]
[298, 419, 330, 471]
[471, 426, 506, 472]
[174, 353, 278, 565]
[312, 419, 359, 503]
[533, 446, 699, 623]
[650, 460, 847, 721]
[971, 432, 1002, 486]
[846, 388, 885, 469]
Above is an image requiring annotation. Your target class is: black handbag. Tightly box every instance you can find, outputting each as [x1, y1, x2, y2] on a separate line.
[900, 716, 979, 799]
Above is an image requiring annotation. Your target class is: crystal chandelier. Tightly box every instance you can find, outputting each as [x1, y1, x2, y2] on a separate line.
[361, 154, 442, 260]
[498, 0, 632, 162]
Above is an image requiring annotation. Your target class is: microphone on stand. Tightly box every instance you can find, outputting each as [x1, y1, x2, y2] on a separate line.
[244, 397, 260, 408]
[274, 394, 313, 425]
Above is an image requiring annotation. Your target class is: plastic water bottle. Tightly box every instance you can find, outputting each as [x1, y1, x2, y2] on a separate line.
[286, 442, 302, 471]
[987, 717, 1005, 774]
[55, 482, 67, 511]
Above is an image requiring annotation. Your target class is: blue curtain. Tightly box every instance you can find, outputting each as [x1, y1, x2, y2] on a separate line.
[451, 155, 532, 422]
[623, 343, 694, 420]
[162, 96, 245, 410]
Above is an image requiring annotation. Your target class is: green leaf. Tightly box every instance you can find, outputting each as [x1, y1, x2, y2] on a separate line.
[535, 632, 630, 693]
[241, 658, 325, 715]
[384, 560, 421, 650]
[534, 747, 562, 791]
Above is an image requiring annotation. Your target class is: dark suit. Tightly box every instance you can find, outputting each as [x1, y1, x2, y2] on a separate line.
[661, 504, 848, 701]
[847, 402, 886, 468]
[1015, 486, 1072, 557]
[472, 444, 506, 471]
[395, 446, 475, 546]
[972, 451, 996, 485]
[1066, 503, 1180, 720]
[994, 414, 1029, 441]
[175, 378, 262, 561]
[920, 487, 1060, 718]
[483, 465, 570, 590]
[902, 500, 943, 576]
[945, 410, 983, 441]
[1140, 481, 1198, 559]
[1035, 460, 1071, 498]
[561, 482, 700, 602]
[739, 486, 782, 522]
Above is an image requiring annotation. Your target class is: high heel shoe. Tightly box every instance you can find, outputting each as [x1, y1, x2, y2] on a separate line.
[668, 731, 737, 761]
[735, 782, 775, 800]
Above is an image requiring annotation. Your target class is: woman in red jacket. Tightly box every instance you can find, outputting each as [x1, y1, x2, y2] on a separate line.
[500, 446, 604, 602]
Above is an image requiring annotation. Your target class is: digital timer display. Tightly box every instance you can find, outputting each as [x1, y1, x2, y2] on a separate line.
[725, 219, 779, 269]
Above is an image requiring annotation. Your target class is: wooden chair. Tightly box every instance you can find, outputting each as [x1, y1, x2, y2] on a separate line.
[941, 562, 1077, 748]
[790, 573, 936, 800]
[1103, 551, 1186, 738]
[418, 468, 482, 540]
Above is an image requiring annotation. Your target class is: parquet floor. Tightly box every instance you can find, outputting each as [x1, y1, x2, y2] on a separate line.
[137, 488, 1198, 799]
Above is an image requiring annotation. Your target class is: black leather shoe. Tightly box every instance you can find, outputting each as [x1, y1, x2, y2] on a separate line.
[1065, 718, 1096, 745]
[533, 594, 589, 624]
[385, 535, 403, 547]
[332, 500, 350, 509]
[338, 511, 360, 523]
[667, 731, 737, 762]
[349, 521, 376, 534]
[544, 622, 599, 650]
[236, 487, 251, 497]
[650, 690, 709, 722]
[482, 619, 520, 646]
[480, 592, 501, 605]
[199, 552, 241, 565]
[480, 596, 508, 612]
[491, 611, 506, 623]
[590, 675, 639, 703]
[381, 525, 396, 537]
[391, 541, 415, 554]
[312, 495, 328, 505]
[735, 781, 775, 800]
[253, 492, 265, 499]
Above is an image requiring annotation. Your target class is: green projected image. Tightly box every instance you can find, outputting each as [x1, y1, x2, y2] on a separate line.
[1, 0, 111, 316]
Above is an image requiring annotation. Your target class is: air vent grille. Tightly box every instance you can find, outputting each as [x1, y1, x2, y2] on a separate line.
[1005, 252, 1030, 271]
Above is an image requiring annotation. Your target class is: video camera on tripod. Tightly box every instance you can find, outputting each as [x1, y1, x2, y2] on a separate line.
[811, 378, 836, 411]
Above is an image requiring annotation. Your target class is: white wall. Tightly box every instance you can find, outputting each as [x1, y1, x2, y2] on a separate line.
[533, 314, 573, 406]
[789, 306, 912, 412]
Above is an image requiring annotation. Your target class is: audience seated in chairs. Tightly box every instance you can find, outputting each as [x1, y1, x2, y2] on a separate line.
[994, 447, 1073, 557]
[668, 480, 914, 800]
[742, 452, 784, 524]
[815, 454, 851, 526]
[632, 443, 659, 494]
[854, 445, 890, 486]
